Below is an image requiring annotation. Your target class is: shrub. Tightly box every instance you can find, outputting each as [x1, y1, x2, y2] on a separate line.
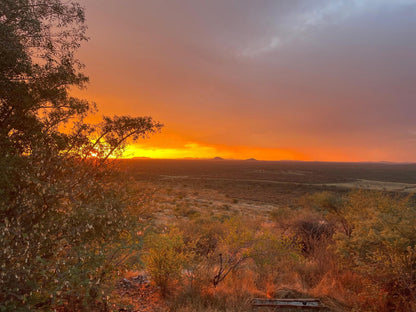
[142, 228, 195, 296]
[335, 191, 416, 311]
[0, 1, 161, 310]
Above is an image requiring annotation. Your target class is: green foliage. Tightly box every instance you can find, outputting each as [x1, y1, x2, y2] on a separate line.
[301, 191, 351, 237]
[251, 228, 299, 271]
[210, 216, 299, 288]
[142, 228, 195, 296]
[151, 214, 302, 311]
[0, 0, 89, 155]
[0, 1, 161, 310]
[335, 191, 416, 311]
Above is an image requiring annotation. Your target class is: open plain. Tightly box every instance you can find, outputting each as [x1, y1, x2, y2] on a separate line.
[120, 159, 416, 210]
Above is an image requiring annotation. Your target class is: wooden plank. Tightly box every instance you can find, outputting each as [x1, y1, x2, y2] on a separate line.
[251, 298, 329, 311]
[252, 299, 320, 302]
[252, 298, 320, 306]
[253, 305, 325, 310]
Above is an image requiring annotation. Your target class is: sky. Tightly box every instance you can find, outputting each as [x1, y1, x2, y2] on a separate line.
[74, 0, 416, 162]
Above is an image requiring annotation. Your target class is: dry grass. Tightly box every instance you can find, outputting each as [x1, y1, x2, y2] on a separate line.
[114, 160, 416, 312]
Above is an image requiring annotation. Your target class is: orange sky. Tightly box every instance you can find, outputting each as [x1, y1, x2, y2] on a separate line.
[74, 0, 416, 162]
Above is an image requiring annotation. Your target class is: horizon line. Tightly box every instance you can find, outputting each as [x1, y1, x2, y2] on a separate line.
[118, 157, 416, 164]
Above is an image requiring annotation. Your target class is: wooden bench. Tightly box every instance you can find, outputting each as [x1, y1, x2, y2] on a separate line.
[251, 298, 330, 311]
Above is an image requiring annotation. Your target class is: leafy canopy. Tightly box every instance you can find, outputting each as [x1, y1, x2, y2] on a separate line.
[0, 0, 161, 310]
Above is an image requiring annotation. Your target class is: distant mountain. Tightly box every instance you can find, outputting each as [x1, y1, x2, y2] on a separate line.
[213, 156, 224, 160]
[245, 158, 257, 161]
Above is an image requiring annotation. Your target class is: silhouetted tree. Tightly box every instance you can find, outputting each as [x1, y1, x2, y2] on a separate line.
[0, 1, 161, 310]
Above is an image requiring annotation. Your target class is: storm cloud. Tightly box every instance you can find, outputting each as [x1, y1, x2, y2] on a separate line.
[76, 0, 416, 161]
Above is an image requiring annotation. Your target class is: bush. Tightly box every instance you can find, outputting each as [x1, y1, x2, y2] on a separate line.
[142, 228, 195, 296]
[335, 191, 416, 311]
[0, 1, 161, 310]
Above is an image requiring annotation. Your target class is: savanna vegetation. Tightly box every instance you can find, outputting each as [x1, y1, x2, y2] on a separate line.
[133, 184, 416, 312]
[1, 1, 416, 311]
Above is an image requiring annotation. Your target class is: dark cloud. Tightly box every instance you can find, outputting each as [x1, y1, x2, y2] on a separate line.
[77, 0, 416, 161]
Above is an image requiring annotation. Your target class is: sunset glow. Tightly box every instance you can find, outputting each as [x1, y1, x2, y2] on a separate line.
[5, 1, 416, 310]
[123, 142, 308, 161]
[74, 0, 416, 162]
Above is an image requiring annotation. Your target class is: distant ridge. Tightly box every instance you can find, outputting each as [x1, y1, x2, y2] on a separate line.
[245, 158, 257, 161]
[213, 156, 224, 160]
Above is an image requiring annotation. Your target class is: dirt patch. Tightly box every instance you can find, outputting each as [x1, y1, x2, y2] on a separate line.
[115, 274, 167, 312]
